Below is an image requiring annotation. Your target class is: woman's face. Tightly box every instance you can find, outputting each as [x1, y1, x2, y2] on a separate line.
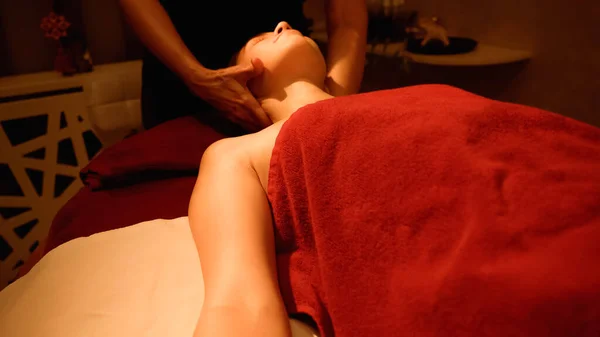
[237, 22, 327, 96]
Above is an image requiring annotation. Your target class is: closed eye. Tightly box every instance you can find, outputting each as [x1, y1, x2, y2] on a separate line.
[251, 33, 270, 45]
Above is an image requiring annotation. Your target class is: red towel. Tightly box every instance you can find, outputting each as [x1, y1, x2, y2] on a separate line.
[268, 85, 600, 337]
[81, 116, 224, 190]
[42, 116, 225, 255]
[43, 176, 196, 254]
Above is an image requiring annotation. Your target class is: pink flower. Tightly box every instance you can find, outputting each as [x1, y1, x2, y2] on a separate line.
[48, 12, 57, 24]
[40, 11, 71, 40]
[50, 28, 62, 40]
[57, 19, 70, 31]
[40, 23, 52, 32]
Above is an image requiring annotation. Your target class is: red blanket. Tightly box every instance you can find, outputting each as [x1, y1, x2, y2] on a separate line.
[42, 116, 224, 255]
[268, 85, 600, 337]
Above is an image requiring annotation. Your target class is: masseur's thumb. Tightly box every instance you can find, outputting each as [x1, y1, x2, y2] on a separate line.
[235, 58, 264, 83]
[250, 58, 264, 76]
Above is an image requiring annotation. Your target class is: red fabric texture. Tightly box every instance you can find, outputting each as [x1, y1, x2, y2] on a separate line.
[43, 116, 225, 254]
[268, 85, 600, 337]
[43, 176, 196, 254]
[81, 116, 223, 190]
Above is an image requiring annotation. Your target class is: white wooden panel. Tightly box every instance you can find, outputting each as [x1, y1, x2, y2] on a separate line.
[0, 92, 102, 288]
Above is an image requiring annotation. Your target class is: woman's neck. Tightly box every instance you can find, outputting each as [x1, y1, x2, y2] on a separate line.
[258, 81, 333, 123]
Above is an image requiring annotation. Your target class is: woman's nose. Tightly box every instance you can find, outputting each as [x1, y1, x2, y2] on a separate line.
[274, 21, 292, 34]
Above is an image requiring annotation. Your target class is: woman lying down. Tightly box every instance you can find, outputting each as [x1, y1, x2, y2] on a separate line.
[188, 22, 600, 337]
[1, 22, 599, 337]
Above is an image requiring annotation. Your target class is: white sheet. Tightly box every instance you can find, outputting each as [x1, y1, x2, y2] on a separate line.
[0, 217, 318, 337]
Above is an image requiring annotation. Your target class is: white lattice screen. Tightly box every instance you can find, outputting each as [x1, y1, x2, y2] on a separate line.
[0, 60, 142, 289]
[0, 92, 104, 288]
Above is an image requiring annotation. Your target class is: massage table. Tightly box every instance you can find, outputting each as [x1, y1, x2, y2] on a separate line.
[0, 217, 318, 337]
[9, 84, 600, 337]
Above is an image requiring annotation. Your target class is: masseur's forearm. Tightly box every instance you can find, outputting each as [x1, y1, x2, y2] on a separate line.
[324, 0, 368, 96]
[119, 0, 202, 81]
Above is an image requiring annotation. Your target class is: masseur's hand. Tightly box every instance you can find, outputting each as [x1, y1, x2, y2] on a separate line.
[185, 58, 271, 132]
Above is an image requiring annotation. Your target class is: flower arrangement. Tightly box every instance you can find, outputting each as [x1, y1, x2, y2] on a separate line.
[40, 10, 93, 76]
[40, 11, 71, 40]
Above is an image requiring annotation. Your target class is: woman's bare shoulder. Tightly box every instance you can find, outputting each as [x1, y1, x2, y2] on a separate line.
[205, 122, 282, 156]
[201, 121, 285, 191]
[237, 121, 286, 190]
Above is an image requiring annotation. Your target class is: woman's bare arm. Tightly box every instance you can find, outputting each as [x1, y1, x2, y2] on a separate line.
[188, 138, 290, 337]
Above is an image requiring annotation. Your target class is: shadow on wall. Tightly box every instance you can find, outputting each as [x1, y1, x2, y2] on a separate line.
[362, 56, 529, 101]
[81, 0, 144, 65]
[0, 15, 8, 77]
[406, 62, 531, 101]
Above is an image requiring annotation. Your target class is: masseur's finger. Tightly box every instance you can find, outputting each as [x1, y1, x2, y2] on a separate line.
[230, 58, 270, 129]
[230, 58, 264, 84]
[250, 58, 264, 76]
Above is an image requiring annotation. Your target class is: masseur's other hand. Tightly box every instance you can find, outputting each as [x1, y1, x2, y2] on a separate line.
[185, 59, 271, 132]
